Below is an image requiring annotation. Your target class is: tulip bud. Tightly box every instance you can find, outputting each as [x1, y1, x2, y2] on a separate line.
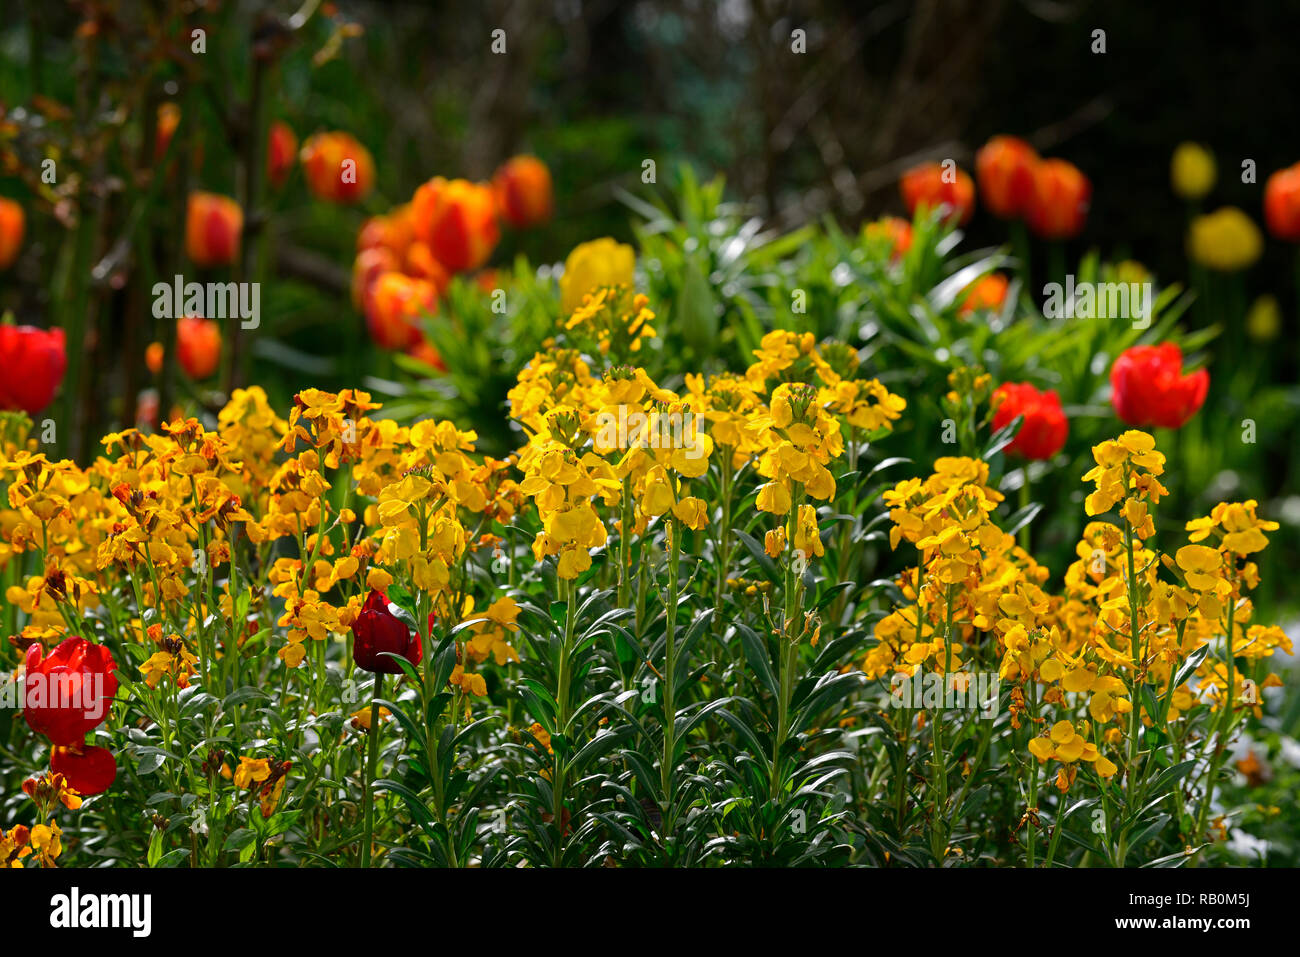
[267, 120, 298, 188]
[1186, 206, 1262, 272]
[176, 315, 223, 380]
[0, 325, 66, 414]
[1110, 343, 1208, 429]
[300, 131, 375, 204]
[991, 382, 1068, 460]
[899, 162, 976, 226]
[975, 136, 1039, 219]
[1170, 142, 1216, 201]
[0, 197, 24, 269]
[1263, 162, 1300, 242]
[492, 154, 554, 228]
[351, 590, 422, 674]
[1027, 159, 1091, 239]
[185, 192, 243, 267]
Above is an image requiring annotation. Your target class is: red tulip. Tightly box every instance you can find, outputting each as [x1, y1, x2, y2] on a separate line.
[0, 197, 25, 269]
[351, 590, 422, 675]
[975, 136, 1039, 220]
[0, 325, 66, 415]
[1110, 343, 1208, 429]
[23, 637, 119, 747]
[1263, 162, 1300, 242]
[899, 162, 976, 226]
[51, 744, 117, 797]
[267, 120, 298, 189]
[176, 315, 222, 380]
[185, 192, 243, 267]
[492, 155, 554, 228]
[1027, 159, 1091, 239]
[992, 382, 1068, 460]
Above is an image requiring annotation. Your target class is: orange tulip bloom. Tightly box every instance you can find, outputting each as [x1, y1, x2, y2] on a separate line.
[975, 136, 1039, 220]
[863, 216, 913, 260]
[1027, 159, 1091, 239]
[185, 192, 243, 267]
[176, 316, 222, 380]
[411, 177, 499, 273]
[357, 207, 414, 261]
[1263, 162, 1300, 242]
[492, 155, 554, 228]
[365, 272, 437, 350]
[300, 131, 375, 204]
[404, 242, 451, 293]
[899, 162, 975, 226]
[406, 337, 447, 373]
[0, 198, 24, 269]
[958, 273, 1010, 315]
[267, 121, 298, 188]
[155, 102, 181, 160]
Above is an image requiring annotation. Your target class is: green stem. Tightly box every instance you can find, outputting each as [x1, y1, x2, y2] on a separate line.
[359, 671, 384, 868]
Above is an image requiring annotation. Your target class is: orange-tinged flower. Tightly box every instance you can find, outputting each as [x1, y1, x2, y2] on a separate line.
[899, 162, 975, 226]
[958, 273, 1009, 315]
[862, 216, 912, 260]
[411, 177, 499, 272]
[185, 192, 243, 267]
[365, 272, 436, 350]
[404, 241, 451, 292]
[1264, 162, 1300, 241]
[266, 120, 297, 188]
[352, 247, 400, 311]
[357, 207, 414, 260]
[492, 154, 553, 228]
[155, 102, 181, 160]
[406, 337, 447, 372]
[300, 131, 375, 203]
[0, 197, 24, 269]
[975, 136, 1039, 220]
[1027, 159, 1091, 239]
[176, 316, 222, 380]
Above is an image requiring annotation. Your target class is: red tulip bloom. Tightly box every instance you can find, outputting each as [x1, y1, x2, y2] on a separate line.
[51, 744, 117, 797]
[1027, 159, 1091, 239]
[992, 382, 1068, 460]
[1110, 343, 1209, 429]
[0, 325, 66, 415]
[1263, 162, 1300, 242]
[975, 136, 1039, 220]
[899, 162, 976, 226]
[351, 590, 422, 675]
[176, 315, 222, 380]
[185, 191, 243, 267]
[492, 155, 554, 229]
[0, 197, 25, 269]
[24, 637, 119, 747]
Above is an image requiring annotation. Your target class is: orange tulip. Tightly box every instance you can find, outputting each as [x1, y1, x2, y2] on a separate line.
[155, 102, 181, 160]
[492, 155, 553, 228]
[406, 337, 447, 373]
[1027, 159, 1091, 239]
[863, 216, 913, 260]
[300, 131, 375, 204]
[176, 316, 222, 380]
[352, 248, 400, 312]
[357, 207, 414, 260]
[185, 192, 243, 267]
[0, 198, 24, 269]
[267, 121, 298, 188]
[365, 272, 437, 350]
[975, 136, 1039, 220]
[145, 341, 164, 375]
[404, 242, 451, 293]
[958, 273, 1010, 315]
[411, 177, 499, 273]
[899, 162, 975, 226]
[1263, 162, 1300, 242]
